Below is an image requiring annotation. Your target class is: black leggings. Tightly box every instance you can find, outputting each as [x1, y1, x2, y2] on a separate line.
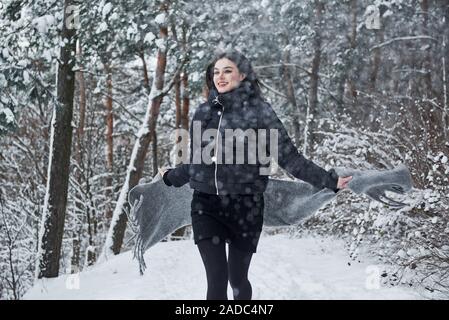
[197, 237, 254, 300]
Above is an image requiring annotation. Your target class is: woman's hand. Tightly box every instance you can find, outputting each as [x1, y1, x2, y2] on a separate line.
[158, 167, 168, 177]
[159, 167, 173, 186]
[337, 176, 352, 189]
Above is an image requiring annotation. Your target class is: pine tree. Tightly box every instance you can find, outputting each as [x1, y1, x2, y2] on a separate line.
[36, 0, 78, 279]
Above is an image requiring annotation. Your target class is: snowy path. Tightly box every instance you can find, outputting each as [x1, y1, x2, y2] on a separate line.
[24, 234, 423, 300]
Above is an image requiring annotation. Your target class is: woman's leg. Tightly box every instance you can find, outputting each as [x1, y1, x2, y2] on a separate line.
[196, 238, 228, 300]
[228, 244, 254, 300]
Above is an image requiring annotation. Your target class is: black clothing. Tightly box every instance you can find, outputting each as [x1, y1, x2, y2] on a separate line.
[197, 237, 254, 300]
[164, 81, 339, 195]
[162, 170, 172, 186]
[191, 190, 264, 253]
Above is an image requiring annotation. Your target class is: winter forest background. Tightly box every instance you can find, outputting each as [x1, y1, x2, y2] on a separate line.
[0, 0, 448, 300]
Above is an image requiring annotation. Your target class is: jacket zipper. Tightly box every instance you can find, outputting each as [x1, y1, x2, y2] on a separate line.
[213, 97, 224, 195]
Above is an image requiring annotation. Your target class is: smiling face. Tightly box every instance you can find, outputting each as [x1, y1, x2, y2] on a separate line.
[213, 58, 246, 93]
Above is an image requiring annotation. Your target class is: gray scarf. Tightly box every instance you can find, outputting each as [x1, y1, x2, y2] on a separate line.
[128, 164, 413, 274]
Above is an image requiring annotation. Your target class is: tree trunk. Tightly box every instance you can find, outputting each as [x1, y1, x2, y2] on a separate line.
[104, 63, 114, 222]
[340, 0, 358, 116]
[171, 25, 190, 240]
[85, 199, 96, 266]
[139, 50, 150, 93]
[443, 1, 449, 140]
[175, 73, 181, 128]
[84, 163, 97, 267]
[420, 0, 433, 97]
[101, 1, 170, 258]
[180, 25, 190, 132]
[36, 0, 77, 279]
[369, 24, 383, 91]
[174, 71, 182, 158]
[152, 129, 158, 177]
[306, 0, 324, 155]
[70, 236, 80, 274]
[281, 37, 301, 147]
[71, 38, 86, 274]
[419, 0, 439, 146]
[76, 40, 86, 145]
[171, 21, 189, 155]
[181, 71, 190, 131]
[171, 70, 190, 239]
[170, 78, 184, 240]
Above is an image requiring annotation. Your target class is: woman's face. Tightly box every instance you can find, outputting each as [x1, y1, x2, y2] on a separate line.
[213, 58, 246, 93]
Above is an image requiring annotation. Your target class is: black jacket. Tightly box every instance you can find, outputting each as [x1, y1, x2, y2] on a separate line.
[163, 81, 339, 195]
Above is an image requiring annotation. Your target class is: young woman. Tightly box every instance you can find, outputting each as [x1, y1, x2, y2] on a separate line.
[159, 50, 352, 300]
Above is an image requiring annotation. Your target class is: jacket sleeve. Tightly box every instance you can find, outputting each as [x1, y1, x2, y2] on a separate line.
[162, 116, 194, 188]
[163, 165, 190, 187]
[260, 101, 339, 192]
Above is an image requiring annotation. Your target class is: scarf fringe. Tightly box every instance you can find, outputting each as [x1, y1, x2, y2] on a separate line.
[126, 194, 147, 275]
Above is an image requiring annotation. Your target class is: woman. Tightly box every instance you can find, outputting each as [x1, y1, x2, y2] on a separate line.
[159, 50, 352, 300]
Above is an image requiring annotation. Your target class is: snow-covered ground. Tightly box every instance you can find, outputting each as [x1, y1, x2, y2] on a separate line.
[24, 233, 425, 300]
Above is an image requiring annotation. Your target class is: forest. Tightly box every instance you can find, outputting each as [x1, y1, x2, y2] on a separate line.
[0, 0, 448, 299]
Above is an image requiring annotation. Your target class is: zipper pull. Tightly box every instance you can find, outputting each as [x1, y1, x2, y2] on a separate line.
[213, 96, 222, 106]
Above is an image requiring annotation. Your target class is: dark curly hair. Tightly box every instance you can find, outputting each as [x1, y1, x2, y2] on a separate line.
[205, 50, 263, 99]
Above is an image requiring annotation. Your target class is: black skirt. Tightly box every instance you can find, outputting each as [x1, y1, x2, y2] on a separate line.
[190, 190, 264, 253]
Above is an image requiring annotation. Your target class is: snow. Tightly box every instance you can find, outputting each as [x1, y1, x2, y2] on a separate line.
[96, 22, 108, 34]
[261, 0, 270, 8]
[0, 107, 15, 123]
[126, 24, 137, 39]
[155, 38, 166, 50]
[154, 13, 166, 25]
[144, 32, 156, 44]
[24, 234, 423, 300]
[2, 48, 9, 59]
[42, 49, 53, 63]
[32, 15, 55, 33]
[364, 5, 381, 30]
[196, 50, 205, 59]
[23, 70, 30, 84]
[190, 71, 200, 83]
[17, 59, 28, 67]
[109, 12, 119, 21]
[0, 74, 6, 88]
[102, 3, 113, 18]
